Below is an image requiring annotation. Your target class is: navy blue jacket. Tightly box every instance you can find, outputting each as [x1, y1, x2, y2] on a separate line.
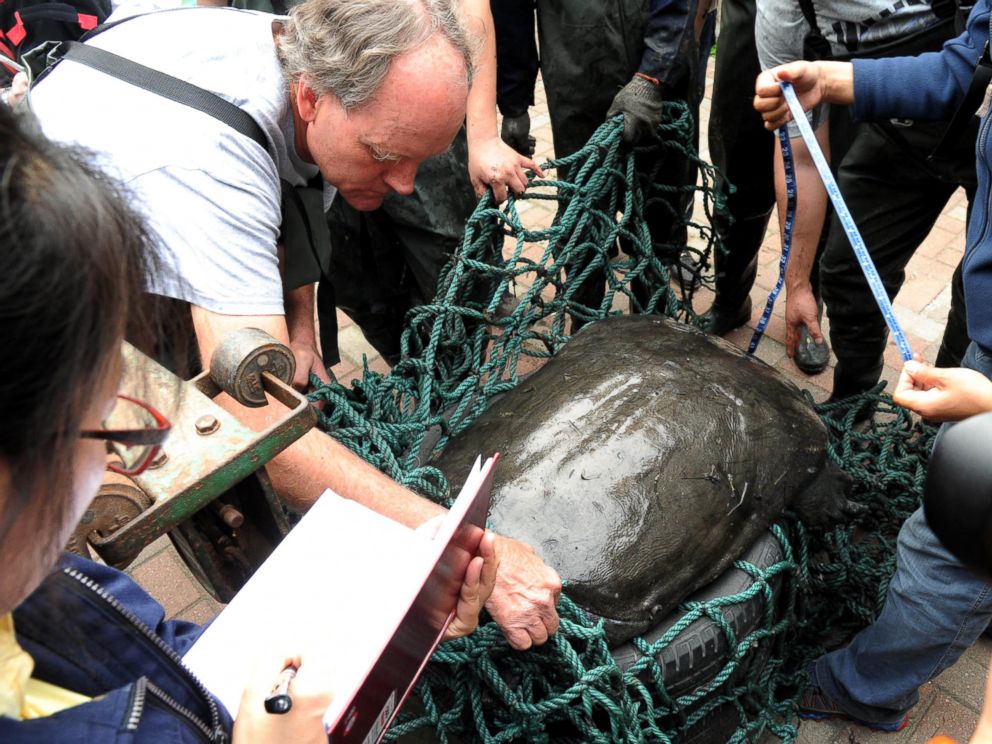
[852, 2, 992, 351]
[0, 553, 233, 743]
[640, 0, 701, 86]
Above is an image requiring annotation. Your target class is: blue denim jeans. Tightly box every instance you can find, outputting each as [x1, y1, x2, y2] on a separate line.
[813, 341, 992, 725]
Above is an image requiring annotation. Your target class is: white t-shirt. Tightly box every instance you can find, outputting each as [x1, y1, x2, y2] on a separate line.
[30, 7, 319, 315]
[756, 0, 941, 136]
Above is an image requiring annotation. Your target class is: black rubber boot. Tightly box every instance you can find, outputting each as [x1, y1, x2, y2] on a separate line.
[702, 213, 770, 335]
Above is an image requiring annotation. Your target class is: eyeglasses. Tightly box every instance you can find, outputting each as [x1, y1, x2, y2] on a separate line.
[80, 395, 172, 476]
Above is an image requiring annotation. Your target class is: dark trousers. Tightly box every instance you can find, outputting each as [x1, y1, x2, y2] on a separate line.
[491, 0, 539, 117]
[534, 0, 714, 319]
[706, 0, 776, 312]
[321, 129, 480, 366]
[821, 118, 975, 397]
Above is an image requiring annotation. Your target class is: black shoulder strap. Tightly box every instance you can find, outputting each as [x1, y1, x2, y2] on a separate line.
[931, 40, 992, 160]
[799, 0, 833, 60]
[59, 40, 268, 151]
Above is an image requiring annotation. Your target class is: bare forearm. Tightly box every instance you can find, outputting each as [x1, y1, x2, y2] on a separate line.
[284, 282, 317, 345]
[266, 427, 445, 525]
[462, 0, 499, 144]
[775, 128, 830, 290]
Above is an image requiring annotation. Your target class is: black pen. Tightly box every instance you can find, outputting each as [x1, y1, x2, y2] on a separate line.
[264, 664, 298, 714]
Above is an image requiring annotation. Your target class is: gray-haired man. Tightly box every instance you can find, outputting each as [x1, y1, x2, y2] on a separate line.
[28, 0, 562, 650]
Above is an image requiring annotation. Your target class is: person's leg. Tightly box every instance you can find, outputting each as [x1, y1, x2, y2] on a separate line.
[936, 260, 970, 368]
[704, 0, 775, 332]
[491, 0, 539, 118]
[536, 0, 645, 328]
[325, 199, 412, 366]
[809, 341, 992, 726]
[822, 121, 959, 399]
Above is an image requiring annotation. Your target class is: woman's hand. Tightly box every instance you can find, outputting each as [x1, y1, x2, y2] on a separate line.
[893, 359, 992, 422]
[467, 135, 544, 204]
[233, 655, 333, 744]
[443, 530, 499, 640]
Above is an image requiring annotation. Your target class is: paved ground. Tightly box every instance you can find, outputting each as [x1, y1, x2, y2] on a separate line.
[123, 54, 988, 742]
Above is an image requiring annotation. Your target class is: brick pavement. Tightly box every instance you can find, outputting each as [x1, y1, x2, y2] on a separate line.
[126, 55, 987, 743]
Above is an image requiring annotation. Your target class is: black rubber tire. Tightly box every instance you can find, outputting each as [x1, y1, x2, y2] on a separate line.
[610, 524, 788, 693]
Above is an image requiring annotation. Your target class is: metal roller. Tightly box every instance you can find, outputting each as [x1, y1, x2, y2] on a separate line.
[68, 470, 153, 566]
[209, 327, 296, 407]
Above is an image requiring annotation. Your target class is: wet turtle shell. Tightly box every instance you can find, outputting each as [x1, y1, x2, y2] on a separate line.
[436, 315, 854, 644]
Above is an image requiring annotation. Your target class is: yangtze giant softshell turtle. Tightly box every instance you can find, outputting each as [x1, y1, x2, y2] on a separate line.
[436, 315, 857, 645]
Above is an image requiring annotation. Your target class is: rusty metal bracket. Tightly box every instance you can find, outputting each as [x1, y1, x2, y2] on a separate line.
[88, 343, 316, 567]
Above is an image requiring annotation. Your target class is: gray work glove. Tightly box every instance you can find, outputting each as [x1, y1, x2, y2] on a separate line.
[500, 111, 535, 156]
[606, 75, 665, 145]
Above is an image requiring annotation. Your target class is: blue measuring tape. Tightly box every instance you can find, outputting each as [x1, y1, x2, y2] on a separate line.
[746, 81, 914, 362]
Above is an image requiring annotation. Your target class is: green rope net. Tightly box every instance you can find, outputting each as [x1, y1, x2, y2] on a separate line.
[308, 102, 936, 743]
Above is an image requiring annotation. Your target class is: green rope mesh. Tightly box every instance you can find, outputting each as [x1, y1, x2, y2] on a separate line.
[307, 102, 936, 742]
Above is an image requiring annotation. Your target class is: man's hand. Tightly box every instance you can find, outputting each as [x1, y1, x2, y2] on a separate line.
[754, 60, 854, 130]
[784, 282, 823, 357]
[893, 359, 992, 422]
[468, 134, 544, 204]
[500, 111, 534, 157]
[485, 535, 561, 650]
[606, 74, 664, 145]
[443, 531, 499, 640]
[289, 339, 331, 391]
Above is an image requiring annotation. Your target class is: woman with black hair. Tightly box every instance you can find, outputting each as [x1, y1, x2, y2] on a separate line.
[0, 106, 495, 742]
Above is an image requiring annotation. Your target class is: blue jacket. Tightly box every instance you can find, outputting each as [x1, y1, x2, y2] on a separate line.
[641, 0, 703, 87]
[0, 553, 233, 743]
[852, 3, 992, 350]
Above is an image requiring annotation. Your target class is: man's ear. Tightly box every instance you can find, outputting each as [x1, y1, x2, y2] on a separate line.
[295, 79, 319, 123]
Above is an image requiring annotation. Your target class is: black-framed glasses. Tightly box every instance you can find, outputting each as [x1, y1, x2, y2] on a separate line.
[80, 395, 171, 476]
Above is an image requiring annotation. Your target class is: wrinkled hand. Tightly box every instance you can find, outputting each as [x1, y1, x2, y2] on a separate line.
[500, 111, 534, 157]
[443, 531, 499, 640]
[289, 340, 331, 392]
[893, 359, 992, 422]
[468, 134, 544, 204]
[485, 534, 561, 650]
[606, 75, 664, 145]
[754, 61, 823, 131]
[233, 655, 333, 744]
[784, 283, 823, 357]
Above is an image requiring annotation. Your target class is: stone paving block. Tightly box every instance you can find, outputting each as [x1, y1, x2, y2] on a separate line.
[128, 533, 172, 570]
[934, 650, 988, 712]
[775, 354, 834, 394]
[898, 276, 954, 314]
[936, 213, 968, 236]
[972, 637, 992, 668]
[883, 332, 930, 369]
[936, 246, 965, 268]
[809, 682, 938, 744]
[919, 225, 961, 259]
[174, 597, 224, 625]
[130, 548, 208, 619]
[894, 302, 947, 343]
[754, 335, 787, 367]
[909, 693, 978, 743]
[336, 323, 381, 369]
[949, 204, 970, 223]
[331, 362, 361, 386]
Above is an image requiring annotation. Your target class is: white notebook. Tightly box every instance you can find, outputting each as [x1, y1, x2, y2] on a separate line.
[183, 455, 497, 743]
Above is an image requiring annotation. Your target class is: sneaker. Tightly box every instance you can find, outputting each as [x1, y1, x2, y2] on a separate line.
[795, 323, 830, 375]
[798, 683, 909, 732]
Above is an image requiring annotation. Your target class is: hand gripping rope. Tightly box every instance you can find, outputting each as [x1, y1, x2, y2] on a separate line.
[747, 81, 914, 362]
